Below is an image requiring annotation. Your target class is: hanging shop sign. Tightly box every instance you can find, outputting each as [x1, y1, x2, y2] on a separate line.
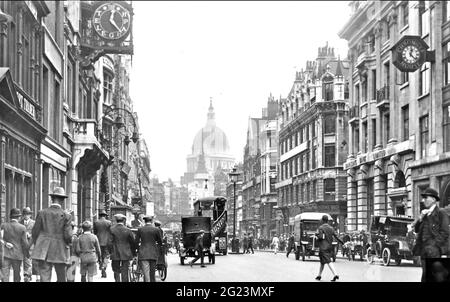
[391, 35, 434, 72]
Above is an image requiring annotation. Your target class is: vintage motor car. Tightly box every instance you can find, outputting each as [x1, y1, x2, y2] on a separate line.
[294, 212, 337, 262]
[366, 215, 419, 266]
[179, 216, 216, 265]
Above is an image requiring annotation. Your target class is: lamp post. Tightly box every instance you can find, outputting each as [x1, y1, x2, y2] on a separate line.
[229, 166, 240, 253]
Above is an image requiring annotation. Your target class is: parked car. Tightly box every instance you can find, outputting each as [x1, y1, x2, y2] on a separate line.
[293, 212, 337, 262]
[366, 215, 419, 266]
[179, 216, 215, 265]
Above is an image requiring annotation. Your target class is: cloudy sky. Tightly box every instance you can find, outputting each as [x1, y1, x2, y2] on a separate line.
[130, 1, 351, 181]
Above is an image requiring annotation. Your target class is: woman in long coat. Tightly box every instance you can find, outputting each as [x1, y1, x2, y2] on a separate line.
[315, 215, 343, 281]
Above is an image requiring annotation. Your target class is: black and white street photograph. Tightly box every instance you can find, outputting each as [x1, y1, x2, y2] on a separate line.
[0, 1, 450, 286]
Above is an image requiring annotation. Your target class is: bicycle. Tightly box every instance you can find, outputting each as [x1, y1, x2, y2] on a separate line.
[129, 256, 144, 282]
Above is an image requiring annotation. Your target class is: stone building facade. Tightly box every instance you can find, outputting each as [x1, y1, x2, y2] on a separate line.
[276, 43, 350, 233]
[339, 1, 450, 231]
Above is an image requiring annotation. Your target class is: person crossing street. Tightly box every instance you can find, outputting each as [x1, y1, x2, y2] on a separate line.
[189, 230, 206, 268]
[286, 233, 296, 258]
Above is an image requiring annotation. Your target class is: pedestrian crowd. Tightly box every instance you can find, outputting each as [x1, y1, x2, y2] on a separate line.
[0, 187, 165, 282]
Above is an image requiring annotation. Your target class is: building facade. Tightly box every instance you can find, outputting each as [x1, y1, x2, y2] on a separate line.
[276, 43, 349, 234]
[0, 1, 150, 225]
[339, 0, 450, 231]
[241, 98, 279, 239]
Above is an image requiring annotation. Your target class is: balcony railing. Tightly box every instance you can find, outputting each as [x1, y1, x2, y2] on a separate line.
[349, 105, 360, 119]
[72, 119, 99, 144]
[376, 85, 390, 103]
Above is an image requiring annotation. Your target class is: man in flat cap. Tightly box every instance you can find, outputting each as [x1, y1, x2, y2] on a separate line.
[110, 213, 136, 282]
[31, 187, 73, 282]
[1, 208, 29, 282]
[413, 187, 450, 282]
[94, 209, 112, 278]
[135, 215, 162, 282]
[189, 230, 206, 268]
[19, 207, 35, 282]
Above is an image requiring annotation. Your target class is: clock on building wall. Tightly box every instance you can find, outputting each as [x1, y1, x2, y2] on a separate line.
[92, 2, 132, 41]
[392, 35, 430, 72]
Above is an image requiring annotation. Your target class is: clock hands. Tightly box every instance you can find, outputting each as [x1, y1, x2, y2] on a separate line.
[109, 9, 120, 32]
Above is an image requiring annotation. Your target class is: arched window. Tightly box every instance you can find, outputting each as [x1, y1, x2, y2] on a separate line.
[394, 171, 406, 188]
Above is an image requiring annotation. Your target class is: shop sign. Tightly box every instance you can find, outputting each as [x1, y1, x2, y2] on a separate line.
[17, 91, 36, 120]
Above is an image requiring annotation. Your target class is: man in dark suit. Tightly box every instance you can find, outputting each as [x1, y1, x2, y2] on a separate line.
[31, 187, 72, 282]
[135, 216, 162, 282]
[94, 209, 112, 278]
[110, 214, 136, 282]
[189, 230, 206, 268]
[1, 208, 29, 282]
[412, 188, 450, 282]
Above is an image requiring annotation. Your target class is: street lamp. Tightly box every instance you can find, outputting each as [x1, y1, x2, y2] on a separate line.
[228, 166, 240, 253]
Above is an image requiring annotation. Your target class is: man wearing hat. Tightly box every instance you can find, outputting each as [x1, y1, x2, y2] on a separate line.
[189, 230, 206, 268]
[413, 187, 450, 282]
[31, 187, 73, 282]
[19, 207, 35, 282]
[94, 209, 112, 278]
[135, 215, 162, 282]
[110, 213, 136, 282]
[1, 208, 29, 282]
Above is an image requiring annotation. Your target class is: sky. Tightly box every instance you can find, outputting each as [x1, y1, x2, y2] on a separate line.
[129, 1, 351, 181]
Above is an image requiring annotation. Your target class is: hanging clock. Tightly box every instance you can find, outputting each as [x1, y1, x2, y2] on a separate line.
[392, 36, 429, 72]
[92, 2, 132, 41]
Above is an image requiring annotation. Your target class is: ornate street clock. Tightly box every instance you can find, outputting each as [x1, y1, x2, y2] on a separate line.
[392, 36, 431, 72]
[92, 2, 132, 41]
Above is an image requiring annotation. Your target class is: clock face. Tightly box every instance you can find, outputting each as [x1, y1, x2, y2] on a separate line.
[402, 45, 421, 64]
[93, 2, 131, 40]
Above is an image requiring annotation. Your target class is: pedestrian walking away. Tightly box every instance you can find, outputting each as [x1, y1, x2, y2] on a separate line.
[1, 208, 29, 282]
[94, 209, 112, 278]
[247, 233, 254, 254]
[190, 230, 206, 268]
[286, 233, 296, 258]
[19, 207, 34, 282]
[110, 214, 136, 282]
[412, 188, 450, 282]
[315, 215, 344, 282]
[75, 221, 101, 282]
[31, 187, 73, 282]
[135, 215, 162, 282]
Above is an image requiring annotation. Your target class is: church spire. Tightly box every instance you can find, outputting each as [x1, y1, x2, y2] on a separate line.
[207, 97, 216, 126]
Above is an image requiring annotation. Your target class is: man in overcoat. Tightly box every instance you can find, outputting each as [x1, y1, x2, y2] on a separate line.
[31, 187, 73, 282]
[412, 188, 450, 282]
[19, 207, 35, 282]
[1, 208, 29, 282]
[135, 216, 162, 282]
[110, 213, 136, 282]
[94, 209, 112, 278]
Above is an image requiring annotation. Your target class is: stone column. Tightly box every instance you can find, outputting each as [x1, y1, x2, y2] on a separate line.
[373, 159, 386, 215]
[316, 114, 323, 168]
[357, 164, 368, 230]
[0, 131, 6, 224]
[0, 21, 8, 67]
[387, 155, 399, 216]
[346, 168, 357, 232]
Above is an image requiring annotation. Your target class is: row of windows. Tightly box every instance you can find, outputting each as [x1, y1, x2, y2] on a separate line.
[279, 145, 336, 181]
[279, 179, 336, 205]
[280, 116, 336, 155]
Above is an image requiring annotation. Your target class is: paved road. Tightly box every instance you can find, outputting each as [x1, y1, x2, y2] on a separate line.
[166, 250, 421, 282]
[13, 249, 420, 282]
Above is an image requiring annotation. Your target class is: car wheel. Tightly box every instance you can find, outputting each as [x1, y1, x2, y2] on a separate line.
[301, 246, 306, 261]
[382, 248, 391, 266]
